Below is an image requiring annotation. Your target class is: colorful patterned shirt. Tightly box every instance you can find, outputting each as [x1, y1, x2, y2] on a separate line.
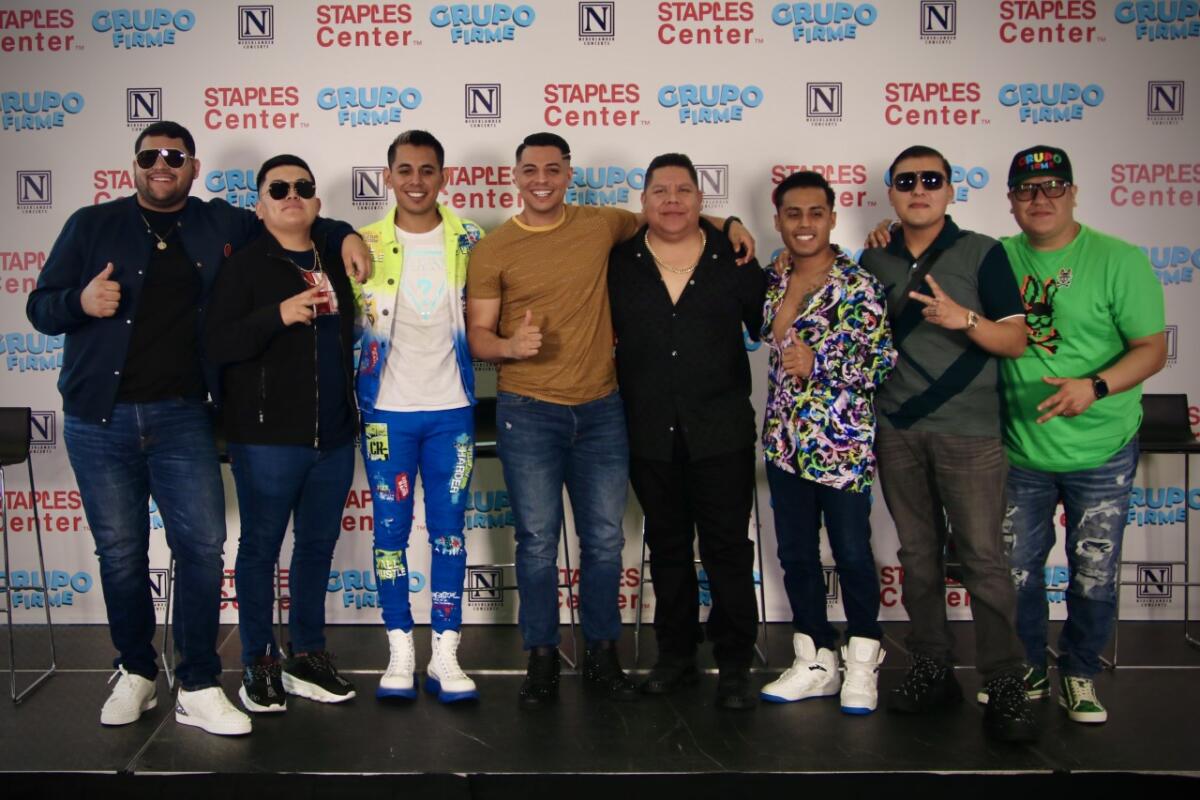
[761, 246, 896, 492]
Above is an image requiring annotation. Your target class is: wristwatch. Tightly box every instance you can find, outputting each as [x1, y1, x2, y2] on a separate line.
[965, 310, 979, 330]
[1090, 374, 1110, 399]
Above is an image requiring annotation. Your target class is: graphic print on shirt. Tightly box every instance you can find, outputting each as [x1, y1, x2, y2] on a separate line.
[402, 244, 446, 320]
[1020, 275, 1061, 355]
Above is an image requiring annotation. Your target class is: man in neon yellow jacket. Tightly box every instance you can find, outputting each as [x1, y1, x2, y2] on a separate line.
[354, 130, 483, 703]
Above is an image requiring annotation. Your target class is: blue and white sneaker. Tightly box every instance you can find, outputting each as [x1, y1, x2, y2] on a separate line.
[425, 630, 479, 703]
[377, 628, 417, 699]
[839, 637, 885, 715]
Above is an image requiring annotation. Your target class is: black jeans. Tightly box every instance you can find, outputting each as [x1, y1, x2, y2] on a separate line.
[875, 426, 1025, 678]
[630, 438, 758, 668]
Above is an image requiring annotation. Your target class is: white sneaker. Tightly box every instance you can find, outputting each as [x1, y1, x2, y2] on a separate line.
[839, 636, 885, 715]
[175, 686, 252, 736]
[760, 633, 840, 703]
[425, 630, 479, 703]
[377, 628, 416, 699]
[100, 666, 157, 726]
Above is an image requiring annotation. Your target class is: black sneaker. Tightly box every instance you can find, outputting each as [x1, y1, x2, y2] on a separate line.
[715, 666, 757, 711]
[239, 658, 286, 713]
[641, 659, 700, 695]
[519, 647, 560, 709]
[983, 672, 1040, 742]
[281, 651, 356, 704]
[888, 654, 963, 713]
[582, 641, 638, 702]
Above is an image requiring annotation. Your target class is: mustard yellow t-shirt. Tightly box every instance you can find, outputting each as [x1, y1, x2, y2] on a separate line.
[467, 205, 639, 404]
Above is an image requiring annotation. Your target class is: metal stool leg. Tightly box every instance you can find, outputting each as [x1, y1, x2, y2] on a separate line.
[751, 488, 769, 668]
[2, 460, 57, 703]
[559, 517, 578, 669]
[633, 515, 649, 666]
[161, 556, 176, 690]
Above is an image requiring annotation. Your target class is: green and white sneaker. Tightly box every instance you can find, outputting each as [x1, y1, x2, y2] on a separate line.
[976, 666, 1049, 704]
[1059, 675, 1107, 723]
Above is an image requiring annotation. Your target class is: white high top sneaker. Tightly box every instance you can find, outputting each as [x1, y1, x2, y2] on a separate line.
[377, 628, 416, 699]
[839, 636, 885, 715]
[426, 630, 479, 703]
[760, 633, 841, 703]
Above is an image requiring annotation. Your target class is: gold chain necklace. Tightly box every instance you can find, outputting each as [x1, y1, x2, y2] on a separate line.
[140, 213, 177, 251]
[645, 229, 706, 275]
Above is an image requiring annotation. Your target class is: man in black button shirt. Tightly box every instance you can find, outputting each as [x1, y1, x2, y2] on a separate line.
[608, 153, 766, 710]
[26, 121, 369, 736]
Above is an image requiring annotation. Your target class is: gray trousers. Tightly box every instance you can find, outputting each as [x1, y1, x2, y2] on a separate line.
[875, 426, 1026, 679]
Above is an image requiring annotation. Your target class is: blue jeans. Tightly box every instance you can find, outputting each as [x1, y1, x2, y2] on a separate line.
[64, 400, 226, 689]
[1005, 439, 1139, 678]
[765, 463, 882, 650]
[496, 391, 629, 648]
[228, 442, 354, 665]
[360, 406, 473, 633]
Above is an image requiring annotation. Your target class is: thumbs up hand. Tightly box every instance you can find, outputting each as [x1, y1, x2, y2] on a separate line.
[506, 309, 543, 360]
[81, 263, 121, 318]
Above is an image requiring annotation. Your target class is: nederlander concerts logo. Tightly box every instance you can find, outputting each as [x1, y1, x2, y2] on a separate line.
[91, 8, 195, 48]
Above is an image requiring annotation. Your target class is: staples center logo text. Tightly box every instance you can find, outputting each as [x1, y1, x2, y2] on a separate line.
[91, 8, 195, 48]
[430, 4, 535, 44]
[998, 0, 1098, 43]
[203, 85, 302, 130]
[317, 86, 422, 127]
[658, 83, 763, 124]
[1111, 162, 1200, 208]
[2, 91, 84, 132]
[1115, 0, 1200, 40]
[205, 168, 258, 208]
[316, 3, 415, 47]
[93, 167, 133, 204]
[0, 8, 76, 53]
[441, 164, 522, 211]
[1144, 245, 1198, 286]
[544, 83, 642, 128]
[884, 82, 984, 126]
[568, 165, 645, 207]
[998, 82, 1104, 124]
[771, 163, 873, 208]
[771, 2, 878, 43]
[1, 250, 45, 296]
[1, 332, 64, 372]
[658, 1, 758, 45]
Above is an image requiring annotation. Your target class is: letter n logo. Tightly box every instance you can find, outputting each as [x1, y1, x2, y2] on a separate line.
[238, 5, 274, 43]
[694, 164, 729, 202]
[352, 167, 387, 203]
[465, 84, 502, 121]
[920, 1, 956, 37]
[807, 82, 842, 121]
[17, 171, 52, 208]
[1147, 81, 1184, 119]
[578, 2, 615, 39]
[126, 88, 162, 124]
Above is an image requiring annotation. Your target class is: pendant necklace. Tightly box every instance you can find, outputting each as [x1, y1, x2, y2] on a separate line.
[645, 229, 706, 274]
[140, 213, 177, 251]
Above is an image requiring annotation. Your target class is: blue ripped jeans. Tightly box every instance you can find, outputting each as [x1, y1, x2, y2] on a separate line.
[1005, 439, 1138, 678]
[361, 406, 474, 633]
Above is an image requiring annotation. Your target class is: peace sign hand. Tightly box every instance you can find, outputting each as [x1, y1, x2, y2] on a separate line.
[908, 274, 970, 331]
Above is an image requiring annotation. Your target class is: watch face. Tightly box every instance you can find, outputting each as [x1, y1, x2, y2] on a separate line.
[1093, 377, 1109, 399]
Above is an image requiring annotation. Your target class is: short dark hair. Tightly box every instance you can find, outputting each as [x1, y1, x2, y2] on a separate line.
[387, 129, 445, 169]
[644, 153, 698, 188]
[134, 120, 196, 156]
[516, 132, 571, 162]
[772, 170, 835, 210]
[888, 145, 952, 183]
[256, 154, 315, 190]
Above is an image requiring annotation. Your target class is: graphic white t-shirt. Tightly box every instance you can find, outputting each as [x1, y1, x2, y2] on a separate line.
[374, 223, 469, 411]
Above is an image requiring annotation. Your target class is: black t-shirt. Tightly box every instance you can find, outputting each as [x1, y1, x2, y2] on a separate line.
[285, 248, 355, 450]
[117, 207, 205, 403]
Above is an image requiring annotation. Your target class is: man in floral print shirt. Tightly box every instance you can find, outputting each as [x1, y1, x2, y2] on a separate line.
[758, 170, 895, 714]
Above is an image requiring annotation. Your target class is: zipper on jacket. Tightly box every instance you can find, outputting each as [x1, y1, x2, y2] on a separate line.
[313, 321, 320, 449]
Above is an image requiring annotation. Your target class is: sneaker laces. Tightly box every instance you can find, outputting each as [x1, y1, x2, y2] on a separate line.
[1064, 676, 1098, 704]
[386, 633, 414, 675]
[842, 661, 877, 694]
[986, 673, 1033, 719]
[107, 666, 142, 699]
[435, 634, 468, 681]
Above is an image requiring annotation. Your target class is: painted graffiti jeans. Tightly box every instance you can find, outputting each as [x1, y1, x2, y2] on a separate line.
[1005, 439, 1139, 678]
[361, 406, 474, 633]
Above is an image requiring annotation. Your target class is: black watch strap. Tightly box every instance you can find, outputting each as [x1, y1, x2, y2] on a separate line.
[1091, 375, 1109, 399]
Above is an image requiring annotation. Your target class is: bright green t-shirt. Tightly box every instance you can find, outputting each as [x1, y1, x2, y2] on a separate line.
[1001, 225, 1165, 472]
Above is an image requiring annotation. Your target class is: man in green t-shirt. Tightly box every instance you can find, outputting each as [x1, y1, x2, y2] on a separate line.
[1000, 145, 1167, 725]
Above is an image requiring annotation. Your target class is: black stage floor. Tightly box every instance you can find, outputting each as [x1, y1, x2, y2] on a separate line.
[3, 622, 1198, 797]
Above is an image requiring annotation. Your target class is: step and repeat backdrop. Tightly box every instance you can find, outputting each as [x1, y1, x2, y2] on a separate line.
[1, 1, 1198, 630]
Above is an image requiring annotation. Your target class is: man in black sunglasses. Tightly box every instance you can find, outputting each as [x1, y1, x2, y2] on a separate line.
[26, 120, 370, 737]
[999, 146, 1166, 726]
[860, 144, 1038, 742]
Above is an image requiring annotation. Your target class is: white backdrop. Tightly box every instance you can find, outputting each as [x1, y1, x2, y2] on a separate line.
[1, 0, 1197, 631]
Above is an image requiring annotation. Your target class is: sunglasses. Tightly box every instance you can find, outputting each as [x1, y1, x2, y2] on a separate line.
[135, 148, 191, 169]
[1009, 180, 1072, 201]
[892, 171, 946, 192]
[266, 179, 317, 200]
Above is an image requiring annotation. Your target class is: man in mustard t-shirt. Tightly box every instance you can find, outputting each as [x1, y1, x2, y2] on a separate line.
[1000, 145, 1167, 725]
[466, 132, 753, 708]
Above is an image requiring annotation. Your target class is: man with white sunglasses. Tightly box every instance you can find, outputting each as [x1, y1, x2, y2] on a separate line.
[26, 121, 369, 736]
[860, 145, 1038, 742]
